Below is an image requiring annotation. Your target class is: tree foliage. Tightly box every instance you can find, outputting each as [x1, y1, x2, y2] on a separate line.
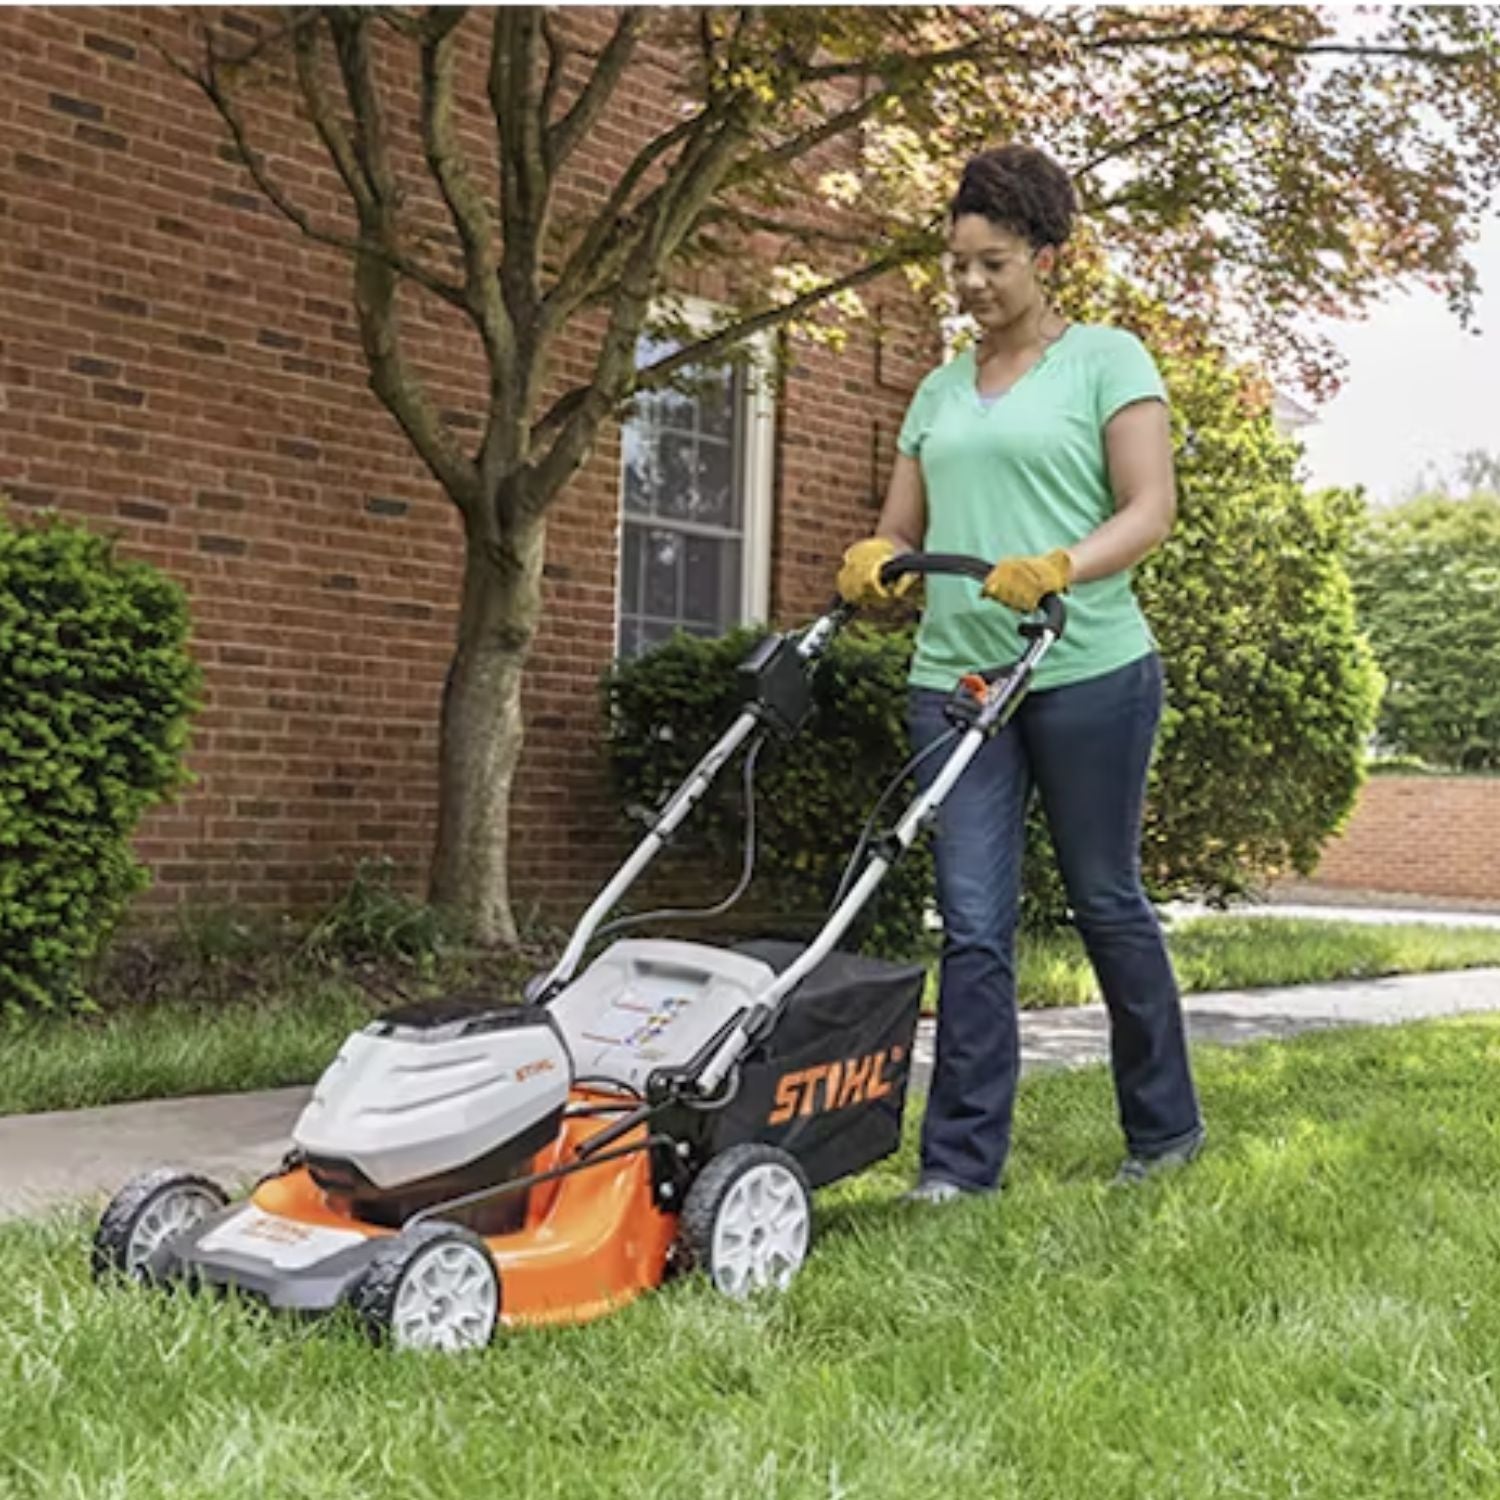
[1352, 494, 1500, 771]
[0, 506, 199, 1013]
[170, 5, 1499, 943]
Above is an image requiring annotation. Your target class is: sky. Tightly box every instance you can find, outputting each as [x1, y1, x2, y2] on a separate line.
[1296, 211, 1500, 505]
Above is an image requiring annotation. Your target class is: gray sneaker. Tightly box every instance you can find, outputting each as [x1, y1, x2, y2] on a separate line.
[900, 1177, 968, 1206]
[1111, 1133, 1204, 1187]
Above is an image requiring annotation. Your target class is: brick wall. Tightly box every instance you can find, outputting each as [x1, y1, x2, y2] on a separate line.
[1304, 776, 1500, 906]
[0, 7, 935, 923]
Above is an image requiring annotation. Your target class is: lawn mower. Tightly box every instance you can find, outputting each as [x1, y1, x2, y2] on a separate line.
[91, 553, 1065, 1351]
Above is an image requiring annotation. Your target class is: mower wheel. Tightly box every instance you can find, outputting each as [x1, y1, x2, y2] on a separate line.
[349, 1223, 500, 1353]
[91, 1168, 230, 1283]
[681, 1144, 812, 1299]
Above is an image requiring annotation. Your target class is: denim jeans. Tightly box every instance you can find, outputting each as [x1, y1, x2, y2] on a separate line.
[908, 652, 1202, 1190]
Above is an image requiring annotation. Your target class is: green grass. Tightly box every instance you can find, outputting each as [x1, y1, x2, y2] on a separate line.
[972, 915, 1500, 1012]
[6, 1018, 1500, 1497]
[1165, 916, 1500, 992]
[0, 984, 382, 1117]
[6, 917, 1500, 1119]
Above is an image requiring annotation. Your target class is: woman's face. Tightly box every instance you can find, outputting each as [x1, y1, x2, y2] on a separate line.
[947, 214, 1054, 337]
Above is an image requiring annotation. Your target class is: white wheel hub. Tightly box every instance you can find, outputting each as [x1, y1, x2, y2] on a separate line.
[390, 1241, 499, 1352]
[710, 1162, 810, 1298]
[127, 1185, 224, 1274]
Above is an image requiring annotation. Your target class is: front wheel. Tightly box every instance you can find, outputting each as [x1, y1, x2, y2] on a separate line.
[681, 1144, 812, 1299]
[350, 1224, 501, 1353]
[91, 1168, 229, 1283]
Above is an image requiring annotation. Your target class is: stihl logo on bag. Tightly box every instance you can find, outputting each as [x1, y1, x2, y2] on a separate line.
[767, 1045, 907, 1126]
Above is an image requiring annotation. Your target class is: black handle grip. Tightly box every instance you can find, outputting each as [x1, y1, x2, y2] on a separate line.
[1026, 592, 1067, 638]
[878, 552, 991, 586]
[878, 552, 1067, 638]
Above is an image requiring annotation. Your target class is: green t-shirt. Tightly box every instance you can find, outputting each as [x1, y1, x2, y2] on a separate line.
[898, 323, 1168, 693]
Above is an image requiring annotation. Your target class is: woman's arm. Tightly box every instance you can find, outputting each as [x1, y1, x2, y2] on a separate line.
[1066, 398, 1177, 584]
[872, 452, 928, 553]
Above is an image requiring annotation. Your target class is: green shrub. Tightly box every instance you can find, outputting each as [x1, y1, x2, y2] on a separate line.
[0, 505, 199, 1013]
[603, 624, 933, 958]
[1129, 350, 1384, 909]
[1351, 493, 1500, 770]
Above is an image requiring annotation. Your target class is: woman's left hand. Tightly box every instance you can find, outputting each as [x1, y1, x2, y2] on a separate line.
[981, 548, 1073, 612]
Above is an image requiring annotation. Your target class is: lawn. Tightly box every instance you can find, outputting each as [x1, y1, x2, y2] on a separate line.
[5, 916, 1500, 1117]
[4, 1016, 1500, 1497]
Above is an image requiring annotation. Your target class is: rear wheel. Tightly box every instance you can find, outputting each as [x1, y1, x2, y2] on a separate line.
[681, 1144, 812, 1299]
[350, 1223, 500, 1353]
[91, 1169, 229, 1283]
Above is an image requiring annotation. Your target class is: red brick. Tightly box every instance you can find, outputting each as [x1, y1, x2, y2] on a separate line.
[3, 5, 936, 925]
[1307, 777, 1500, 904]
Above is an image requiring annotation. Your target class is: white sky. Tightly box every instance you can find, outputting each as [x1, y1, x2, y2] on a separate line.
[1297, 210, 1500, 503]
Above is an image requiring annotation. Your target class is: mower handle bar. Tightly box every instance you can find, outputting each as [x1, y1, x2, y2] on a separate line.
[541, 552, 1064, 1001]
[877, 551, 1067, 638]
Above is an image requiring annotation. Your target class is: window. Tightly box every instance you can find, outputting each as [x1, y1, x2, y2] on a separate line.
[616, 311, 773, 658]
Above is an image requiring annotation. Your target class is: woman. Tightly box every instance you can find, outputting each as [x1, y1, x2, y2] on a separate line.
[837, 144, 1203, 1200]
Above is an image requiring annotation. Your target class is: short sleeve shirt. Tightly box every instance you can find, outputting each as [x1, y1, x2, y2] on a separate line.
[897, 323, 1168, 692]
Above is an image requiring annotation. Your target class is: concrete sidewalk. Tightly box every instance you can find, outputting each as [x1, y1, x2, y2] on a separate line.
[1163, 898, 1500, 930]
[4, 966, 1500, 1224]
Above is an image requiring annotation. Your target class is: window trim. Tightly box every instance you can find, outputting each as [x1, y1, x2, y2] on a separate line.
[614, 296, 776, 654]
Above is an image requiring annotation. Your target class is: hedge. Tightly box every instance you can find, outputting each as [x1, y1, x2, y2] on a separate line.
[0, 506, 199, 1013]
[1351, 493, 1500, 771]
[603, 624, 932, 958]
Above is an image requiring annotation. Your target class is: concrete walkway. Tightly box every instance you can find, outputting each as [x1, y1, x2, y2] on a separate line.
[5, 965, 1500, 1224]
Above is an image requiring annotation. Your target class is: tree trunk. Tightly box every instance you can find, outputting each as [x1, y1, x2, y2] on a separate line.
[428, 510, 547, 946]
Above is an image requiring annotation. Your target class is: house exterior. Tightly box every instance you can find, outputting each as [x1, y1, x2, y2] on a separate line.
[11, 8, 1494, 931]
[0, 7, 937, 923]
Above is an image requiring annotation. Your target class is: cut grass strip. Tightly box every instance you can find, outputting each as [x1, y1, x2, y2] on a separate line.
[0, 984, 379, 1117]
[6, 918, 1500, 1119]
[5, 1018, 1500, 1497]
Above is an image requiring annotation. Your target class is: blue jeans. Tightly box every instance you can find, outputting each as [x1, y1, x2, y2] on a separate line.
[909, 653, 1202, 1190]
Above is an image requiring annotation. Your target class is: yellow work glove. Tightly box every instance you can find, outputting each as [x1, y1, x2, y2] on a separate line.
[981, 548, 1074, 612]
[836, 536, 915, 606]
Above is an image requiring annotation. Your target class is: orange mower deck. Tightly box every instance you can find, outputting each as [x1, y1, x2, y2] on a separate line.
[251, 1091, 679, 1328]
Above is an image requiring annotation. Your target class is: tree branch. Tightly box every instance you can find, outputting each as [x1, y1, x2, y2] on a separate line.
[732, 84, 894, 180]
[529, 386, 592, 455]
[327, 11, 398, 206]
[1075, 81, 1277, 177]
[159, 24, 464, 310]
[540, 12, 567, 128]
[545, 8, 645, 171]
[541, 113, 702, 328]
[292, 16, 374, 216]
[356, 253, 482, 512]
[529, 94, 764, 511]
[800, 36, 995, 82]
[695, 202, 879, 250]
[418, 10, 522, 503]
[530, 236, 929, 506]
[313, 11, 477, 511]
[635, 244, 930, 391]
[1079, 26, 1491, 68]
[490, 10, 550, 328]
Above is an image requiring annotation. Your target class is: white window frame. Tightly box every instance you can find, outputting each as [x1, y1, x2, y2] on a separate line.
[614, 295, 775, 654]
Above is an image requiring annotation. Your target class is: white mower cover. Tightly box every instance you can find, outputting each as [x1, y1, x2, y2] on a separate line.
[292, 939, 769, 1192]
[293, 1014, 571, 1190]
[548, 939, 775, 1094]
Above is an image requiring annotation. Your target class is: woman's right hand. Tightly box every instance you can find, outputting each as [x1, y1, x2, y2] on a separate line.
[836, 537, 915, 606]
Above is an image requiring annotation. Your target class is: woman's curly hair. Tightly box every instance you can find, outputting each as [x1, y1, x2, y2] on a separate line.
[949, 145, 1077, 249]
